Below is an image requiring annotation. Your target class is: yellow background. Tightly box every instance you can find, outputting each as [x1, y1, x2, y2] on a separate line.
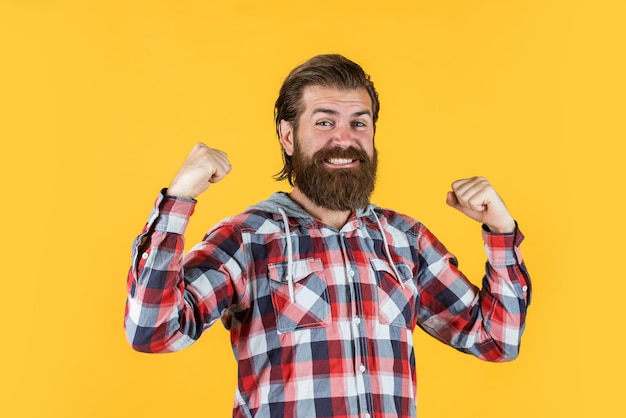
[1, 0, 624, 417]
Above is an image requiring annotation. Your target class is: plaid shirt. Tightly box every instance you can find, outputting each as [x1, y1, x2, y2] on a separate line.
[125, 191, 531, 418]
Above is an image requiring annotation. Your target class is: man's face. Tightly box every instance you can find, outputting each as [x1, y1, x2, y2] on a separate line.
[280, 86, 378, 211]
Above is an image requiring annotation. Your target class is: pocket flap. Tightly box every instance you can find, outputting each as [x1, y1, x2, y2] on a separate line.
[370, 258, 413, 281]
[268, 258, 324, 284]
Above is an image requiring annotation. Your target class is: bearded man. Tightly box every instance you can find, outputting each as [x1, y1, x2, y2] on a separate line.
[125, 54, 531, 418]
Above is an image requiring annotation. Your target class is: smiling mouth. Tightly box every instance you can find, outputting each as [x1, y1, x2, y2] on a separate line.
[326, 158, 358, 165]
[315, 146, 368, 168]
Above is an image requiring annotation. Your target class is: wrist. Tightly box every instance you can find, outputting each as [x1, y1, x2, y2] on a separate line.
[164, 189, 195, 201]
[486, 218, 516, 234]
[165, 184, 195, 200]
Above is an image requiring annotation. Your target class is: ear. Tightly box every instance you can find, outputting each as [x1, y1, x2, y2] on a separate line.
[279, 119, 295, 156]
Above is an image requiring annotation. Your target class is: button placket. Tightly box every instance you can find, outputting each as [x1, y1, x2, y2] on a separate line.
[339, 229, 374, 417]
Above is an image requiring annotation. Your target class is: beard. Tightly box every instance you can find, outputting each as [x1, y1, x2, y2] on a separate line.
[291, 140, 378, 211]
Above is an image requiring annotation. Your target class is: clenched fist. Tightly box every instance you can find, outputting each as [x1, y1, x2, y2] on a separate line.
[166, 143, 232, 200]
[446, 176, 516, 233]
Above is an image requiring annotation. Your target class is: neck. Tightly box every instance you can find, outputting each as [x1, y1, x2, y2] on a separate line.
[288, 188, 352, 230]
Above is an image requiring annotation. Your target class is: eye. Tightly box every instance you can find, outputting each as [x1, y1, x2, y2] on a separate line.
[316, 120, 334, 128]
[352, 121, 367, 128]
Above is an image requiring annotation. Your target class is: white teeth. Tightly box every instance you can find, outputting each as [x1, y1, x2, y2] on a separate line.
[327, 158, 354, 165]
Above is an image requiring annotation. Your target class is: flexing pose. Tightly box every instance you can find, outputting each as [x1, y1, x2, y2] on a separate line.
[125, 54, 531, 418]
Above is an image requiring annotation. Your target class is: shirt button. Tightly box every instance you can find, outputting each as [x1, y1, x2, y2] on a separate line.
[365, 413, 371, 418]
[349, 270, 355, 277]
[359, 364, 366, 373]
[141, 252, 149, 259]
[522, 285, 528, 291]
[354, 317, 361, 325]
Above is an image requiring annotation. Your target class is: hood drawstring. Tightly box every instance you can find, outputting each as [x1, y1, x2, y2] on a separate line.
[370, 208, 405, 289]
[278, 206, 402, 301]
[278, 208, 295, 303]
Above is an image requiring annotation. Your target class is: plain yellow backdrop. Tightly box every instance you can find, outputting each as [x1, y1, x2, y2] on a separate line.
[1, 0, 624, 417]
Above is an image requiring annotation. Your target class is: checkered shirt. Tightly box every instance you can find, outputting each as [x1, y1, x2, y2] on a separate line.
[125, 191, 531, 418]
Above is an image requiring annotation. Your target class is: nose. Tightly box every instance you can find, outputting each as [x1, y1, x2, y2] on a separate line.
[330, 123, 354, 148]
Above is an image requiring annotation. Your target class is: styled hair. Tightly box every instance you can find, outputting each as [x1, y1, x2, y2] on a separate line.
[274, 54, 380, 185]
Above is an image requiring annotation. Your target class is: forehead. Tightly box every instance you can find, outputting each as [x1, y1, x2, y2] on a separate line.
[300, 85, 372, 114]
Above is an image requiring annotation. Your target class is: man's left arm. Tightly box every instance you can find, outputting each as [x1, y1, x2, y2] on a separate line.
[416, 177, 531, 361]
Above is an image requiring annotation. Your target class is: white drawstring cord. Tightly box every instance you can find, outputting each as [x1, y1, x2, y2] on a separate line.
[371, 208, 405, 288]
[278, 208, 295, 302]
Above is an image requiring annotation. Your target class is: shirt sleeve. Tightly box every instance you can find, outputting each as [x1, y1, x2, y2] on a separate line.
[415, 223, 531, 362]
[124, 190, 247, 353]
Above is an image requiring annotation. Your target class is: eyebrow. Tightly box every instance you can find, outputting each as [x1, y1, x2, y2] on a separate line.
[312, 108, 373, 118]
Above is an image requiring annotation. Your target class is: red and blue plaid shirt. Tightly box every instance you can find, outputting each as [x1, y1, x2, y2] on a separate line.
[125, 191, 531, 418]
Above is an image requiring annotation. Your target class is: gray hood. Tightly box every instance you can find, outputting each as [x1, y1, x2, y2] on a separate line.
[248, 192, 378, 224]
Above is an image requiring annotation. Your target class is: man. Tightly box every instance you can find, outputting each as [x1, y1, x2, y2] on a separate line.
[125, 54, 531, 418]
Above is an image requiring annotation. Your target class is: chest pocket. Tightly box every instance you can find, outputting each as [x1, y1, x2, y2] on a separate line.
[370, 258, 418, 328]
[267, 258, 331, 334]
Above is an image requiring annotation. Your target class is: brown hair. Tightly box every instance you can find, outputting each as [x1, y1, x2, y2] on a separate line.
[274, 54, 380, 185]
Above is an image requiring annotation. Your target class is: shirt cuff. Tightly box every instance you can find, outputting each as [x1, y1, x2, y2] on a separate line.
[482, 222, 525, 267]
[152, 188, 196, 234]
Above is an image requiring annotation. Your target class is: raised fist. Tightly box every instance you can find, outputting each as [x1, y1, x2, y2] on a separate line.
[166, 143, 232, 200]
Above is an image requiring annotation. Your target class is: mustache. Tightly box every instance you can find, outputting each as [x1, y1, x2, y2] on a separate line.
[312, 146, 371, 163]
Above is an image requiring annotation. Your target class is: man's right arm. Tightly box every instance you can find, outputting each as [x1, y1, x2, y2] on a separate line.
[124, 143, 234, 353]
